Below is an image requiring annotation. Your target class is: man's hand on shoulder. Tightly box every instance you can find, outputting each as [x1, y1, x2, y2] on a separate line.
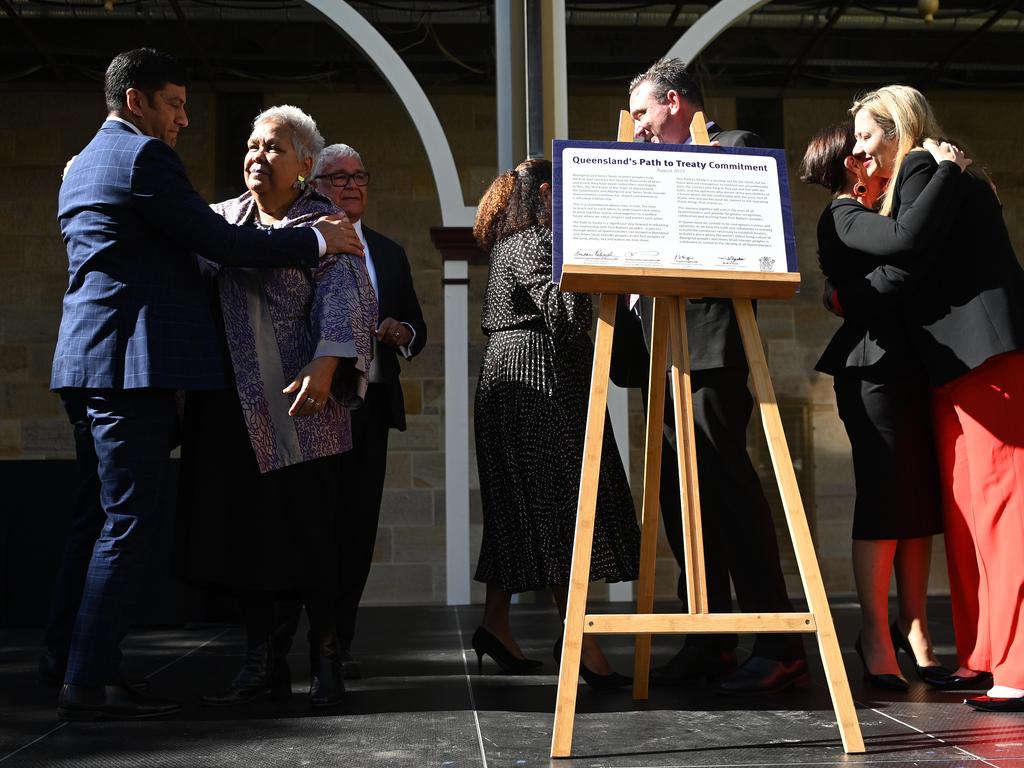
[315, 214, 364, 258]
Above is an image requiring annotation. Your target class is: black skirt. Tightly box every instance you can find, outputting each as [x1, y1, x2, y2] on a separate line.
[177, 385, 342, 594]
[834, 367, 943, 540]
[473, 328, 640, 593]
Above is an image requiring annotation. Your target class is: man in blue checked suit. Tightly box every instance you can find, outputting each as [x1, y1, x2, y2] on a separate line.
[47, 48, 362, 721]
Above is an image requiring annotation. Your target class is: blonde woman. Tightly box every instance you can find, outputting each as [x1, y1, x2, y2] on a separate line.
[801, 121, 968, 690]
[829, 85, 1024, 711]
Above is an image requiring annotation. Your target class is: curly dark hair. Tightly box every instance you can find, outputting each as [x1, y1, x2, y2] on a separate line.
[473, 158, 552, 252]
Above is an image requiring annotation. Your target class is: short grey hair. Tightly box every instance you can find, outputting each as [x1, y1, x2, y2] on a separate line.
[252, 104, 325, 166]
[313, 143, 364, 176]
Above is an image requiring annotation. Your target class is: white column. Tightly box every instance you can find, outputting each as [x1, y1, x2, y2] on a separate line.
[444, 259, 471, 605]
[549, 0, 568, 141]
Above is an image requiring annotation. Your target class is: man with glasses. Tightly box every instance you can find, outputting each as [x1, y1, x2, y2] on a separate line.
[312, 144, 427, 677]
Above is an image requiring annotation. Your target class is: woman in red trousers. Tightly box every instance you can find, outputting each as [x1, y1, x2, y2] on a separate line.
[832, 85, 1024, 711]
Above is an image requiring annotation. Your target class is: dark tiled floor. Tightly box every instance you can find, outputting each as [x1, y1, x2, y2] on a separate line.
[3, 598, 1023, 767]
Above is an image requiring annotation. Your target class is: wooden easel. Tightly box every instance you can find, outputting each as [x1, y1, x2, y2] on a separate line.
[549, 112, 865, 758]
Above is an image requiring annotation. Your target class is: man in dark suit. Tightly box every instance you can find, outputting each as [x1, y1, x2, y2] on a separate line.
[313, 144, 427, 678]
[47, 48, 361, 721]
[617, 58, 806, 694]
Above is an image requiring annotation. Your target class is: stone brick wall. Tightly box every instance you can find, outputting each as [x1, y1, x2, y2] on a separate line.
[2, 82, 1021, 605]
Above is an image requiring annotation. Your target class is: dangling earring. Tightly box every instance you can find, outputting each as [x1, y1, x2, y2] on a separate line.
[294, 174, 307, 191]
[853, 178, 867, 196]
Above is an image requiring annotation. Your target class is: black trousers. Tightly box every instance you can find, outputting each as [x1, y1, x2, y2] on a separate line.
[335, 383, 391, 649]
[275, 384, 391, 648]
[646, 367, 803, 661]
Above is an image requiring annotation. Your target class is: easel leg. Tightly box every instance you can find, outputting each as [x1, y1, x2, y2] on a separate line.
[733, 298, 865, 754]
[668, 297, 708, 614]
[632, 298, 670, 700]
[551, 293, 618, 759]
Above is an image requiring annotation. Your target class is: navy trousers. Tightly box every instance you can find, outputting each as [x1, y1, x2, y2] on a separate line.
[54, 388, 177, 685]
[44, 395, 105, 665]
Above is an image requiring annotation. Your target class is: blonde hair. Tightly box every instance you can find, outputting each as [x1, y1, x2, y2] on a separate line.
[849, 85, 945, 216]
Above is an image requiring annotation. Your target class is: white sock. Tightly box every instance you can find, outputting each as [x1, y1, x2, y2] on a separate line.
[987, 685, 1024, 698]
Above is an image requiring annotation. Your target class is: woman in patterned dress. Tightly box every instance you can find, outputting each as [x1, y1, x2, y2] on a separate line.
[178, 105, 377, 709]
[471, 159, 640, 688]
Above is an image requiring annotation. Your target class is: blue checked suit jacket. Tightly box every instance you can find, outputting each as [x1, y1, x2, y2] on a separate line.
[52, 119, 320, 391]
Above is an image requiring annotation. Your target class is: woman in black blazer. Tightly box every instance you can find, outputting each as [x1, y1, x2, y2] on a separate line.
[801, 121, 967, 690]
[834, 85, 1024, 711]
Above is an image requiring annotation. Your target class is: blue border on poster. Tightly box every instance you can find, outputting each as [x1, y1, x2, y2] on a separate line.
[551, 139, 798, 283]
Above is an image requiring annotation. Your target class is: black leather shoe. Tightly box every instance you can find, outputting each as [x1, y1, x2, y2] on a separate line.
[57, 683, 182, 721]
[40, 653, 150, 693]
[339, 650, 362, 680]
[965, 694, 1024, 712]
[309, 632, 345, 708]
[715, 655, 810, 695]
[927, 671, 993, 690]
[201, 640, 292, 707]
[649, 645, 737, 686]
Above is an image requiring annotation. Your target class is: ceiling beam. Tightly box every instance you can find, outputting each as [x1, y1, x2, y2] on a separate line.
[781, 0, 852, 90]
[920, 0, 1017, 87]
[167, 0, 217, 90]
[0, 0, 66, 86]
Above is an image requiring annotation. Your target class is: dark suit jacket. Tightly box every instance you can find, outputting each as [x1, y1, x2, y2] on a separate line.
[609, 124, 761, 386]
[365, 226, 427, 431]
[836, 152, 1024, 387]
[814, 158, 964, 376]
[52, 119, 319, 392]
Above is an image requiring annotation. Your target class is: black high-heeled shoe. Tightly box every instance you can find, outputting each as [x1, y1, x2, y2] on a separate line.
[854, 634, 908, 691]
[889, 621, 953, 685]
[553, 636, 631, 690]
[471, 627, 543, 674]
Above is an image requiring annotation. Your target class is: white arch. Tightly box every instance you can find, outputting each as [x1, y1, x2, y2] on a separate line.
[667, 0, 774, 64]
[304, 0, 476, 227]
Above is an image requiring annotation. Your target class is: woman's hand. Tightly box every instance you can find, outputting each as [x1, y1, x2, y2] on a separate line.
[283, 356, 340, 417]
[923, 138, 972, 172]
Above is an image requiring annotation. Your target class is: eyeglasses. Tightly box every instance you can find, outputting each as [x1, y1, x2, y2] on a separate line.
[313, 171, 371, 188]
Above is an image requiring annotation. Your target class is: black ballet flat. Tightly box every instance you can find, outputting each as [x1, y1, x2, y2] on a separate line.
[855, 634, 908, 692]
[553, 636, 631, 691]
[927, 670, 993, 690]
[889, 621, 953, 684]
[471, 626, 543, 675]
[965, 694, 1024, 712]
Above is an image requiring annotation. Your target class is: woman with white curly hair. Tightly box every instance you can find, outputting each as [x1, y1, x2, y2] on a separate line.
[178, 105, 377, 710]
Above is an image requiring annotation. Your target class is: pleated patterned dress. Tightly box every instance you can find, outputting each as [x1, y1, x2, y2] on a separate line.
[473, 225, 640, 593]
